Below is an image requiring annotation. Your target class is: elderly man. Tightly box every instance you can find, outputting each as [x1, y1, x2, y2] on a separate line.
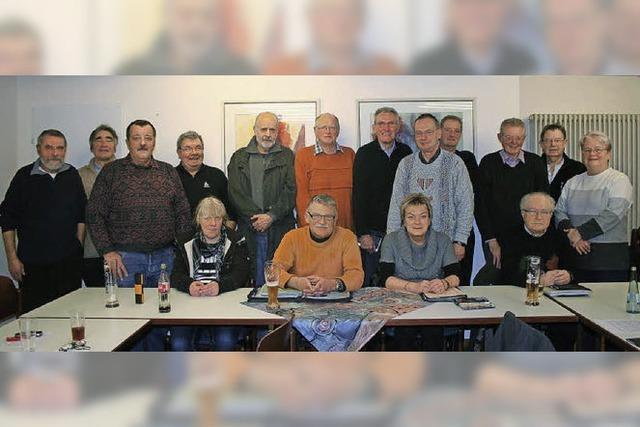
[499, 192, 572, 287]
[87, 119, 192, 287]
[353, 107, 412, 287]
[274, 194, 363, 293]
[78, 124, 119, 287]
[387, 114, 474, 279]
[0, 129, 86, 312]
[439, 115, 478, 285]
[295, 113, 355, 229]
[475, 118, 548, 279]
[538, 123, 586, 201]
[175, 130, 236, 226]
[228, 112, 296, 287]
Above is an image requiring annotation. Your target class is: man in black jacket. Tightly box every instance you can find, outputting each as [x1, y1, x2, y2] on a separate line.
[353, 107, 412, 286]
[538, 123, 586, 201]
[0, 129, 86, 312]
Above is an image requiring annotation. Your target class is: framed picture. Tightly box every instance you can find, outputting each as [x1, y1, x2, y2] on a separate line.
[357, 99, 476, 153]
[223, 101, 319, 169]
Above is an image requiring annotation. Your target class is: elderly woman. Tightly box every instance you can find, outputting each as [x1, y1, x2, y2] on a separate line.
[378, 193, 461, 294]
[171, 196, 251, 350]
[555, 131, 633, 282]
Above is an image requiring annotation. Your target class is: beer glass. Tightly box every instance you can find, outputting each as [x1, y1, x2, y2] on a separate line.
[264, 260, 280, 311]
[525, 256, 541, 306]
[69, 311, 86, 345]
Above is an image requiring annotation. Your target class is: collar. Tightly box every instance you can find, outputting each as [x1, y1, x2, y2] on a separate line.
[377, 140, 397, 155]
[307, 226, 335, 244]
[499, 149, 525, 166]
[418, 148, 441, 165]
[90, 157, 115, 174]
[124, 154, 159, 169]
[314, 141, 343, 155]
[524, 224, 546, 238]
[246, 137, 283, 155]
[30, 158, 71, 176]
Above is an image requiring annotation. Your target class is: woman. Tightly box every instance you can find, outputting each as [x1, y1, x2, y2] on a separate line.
[555, 131, 633, 282]
[379, 193, 461, 294]
[171, 196, 251, 350]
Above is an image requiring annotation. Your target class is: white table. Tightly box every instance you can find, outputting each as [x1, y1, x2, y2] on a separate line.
[546, 282, 640, 350]
[388, 285, 577, 326]
[0, 318, 149, 352]
[23, 288, 285, 326]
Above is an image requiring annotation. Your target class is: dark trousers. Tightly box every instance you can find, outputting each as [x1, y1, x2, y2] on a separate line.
[459, 230, 475, 286]
[82, 257, 105, 287]
[20, 255, 82, 313]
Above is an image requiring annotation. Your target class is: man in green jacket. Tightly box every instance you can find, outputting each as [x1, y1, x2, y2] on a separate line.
[227, 112, 296, 286]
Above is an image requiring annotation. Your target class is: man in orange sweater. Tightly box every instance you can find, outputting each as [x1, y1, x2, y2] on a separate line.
[295, 113, 355, 230]
[273, 194, 364, 293]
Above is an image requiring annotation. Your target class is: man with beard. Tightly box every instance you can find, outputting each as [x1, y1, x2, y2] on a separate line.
[0, 129, 86, 312]
[228, 112, 296, 286]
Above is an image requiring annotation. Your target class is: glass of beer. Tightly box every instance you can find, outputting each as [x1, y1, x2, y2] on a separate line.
[19, 317, 37, 352]
[69, 311, 86, 345]
[264, 260, 280, 311]
[525, 256, 541, 306]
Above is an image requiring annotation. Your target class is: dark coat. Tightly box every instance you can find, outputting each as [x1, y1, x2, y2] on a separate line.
[541, 153, 586, 201]
[484, 311, 555, 351]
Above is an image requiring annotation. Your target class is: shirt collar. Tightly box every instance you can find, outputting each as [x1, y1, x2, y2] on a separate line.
[418, 148, 441, 165]
[499, 149, 525, 167]
[314, 141, 343, 155]
[30, 158, 71, 176]
[524, 224, 546, 238]
[378, 140, 396, 157]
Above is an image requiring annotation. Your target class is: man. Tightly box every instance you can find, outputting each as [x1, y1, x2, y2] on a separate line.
[538, 123, 586, 201]
[78, 124, 119, 287]
[86, 119, 192, 287]
[475, 118, 548, 279]
[228, 112, 296, 287]
[0, 129, 86, 312]
[295, 113, 355, 230]
[387, 114, 474, 282]
[499, 192, 572, 287]
[175, 130, 236, 227]
[274, 194, 363, 293]
[439, 115, 479, 286]
[353, 107, 412, 287]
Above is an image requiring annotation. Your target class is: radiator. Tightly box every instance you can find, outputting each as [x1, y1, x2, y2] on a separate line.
[529, 113, 639, 231]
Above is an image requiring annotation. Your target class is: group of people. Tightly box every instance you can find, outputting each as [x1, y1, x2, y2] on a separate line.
[0, 107, 634, 350]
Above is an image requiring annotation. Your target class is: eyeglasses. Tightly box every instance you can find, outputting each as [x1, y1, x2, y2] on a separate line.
[316, 125, 338, 132]
[501, 135, 525, 143]
[415, 130, 436, 138]
[542, 138, 565, 144]
[582, 147, 607, 154]
[522, 209, 553, 216]
[181, 146, 204, 153]
[307, 212, 336, 222]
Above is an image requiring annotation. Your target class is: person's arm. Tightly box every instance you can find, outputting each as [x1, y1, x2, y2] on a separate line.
[266, 149, 296, 223]
[352, 150, 368, 237]
[170, 244, 193, 294]
[169, 167, 194, 237]
[337, 233, 365, 291]
[386, 159, 408, 234]
[385, 275, 423, 293]
[533, 155, 550, 193]
[74, 171, 87, 246]
[474, 156, 496, 242]
[76, 224, 85, 246]
[272, 232, 295, 288]
[85, 167, 115, 255]
[217, 172, 237, 222]
[453, 160, 474, 243]
[0, 172, 25, 282]
[2, 230, 24, 282]
[294, 149, 311, 227]
[218, 238, 251, 293]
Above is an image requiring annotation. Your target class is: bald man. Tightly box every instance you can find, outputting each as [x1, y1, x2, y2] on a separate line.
[228, 112, 296, 286]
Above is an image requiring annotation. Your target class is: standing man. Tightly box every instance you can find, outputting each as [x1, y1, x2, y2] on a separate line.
[353, 107, 412, 287]
[78, 124, 119, 287]
[227, 112, 296, 286]
[475, 118, 549, 279]
[86, 119, 192, 288]
[439, 115, 478, 285]
[295, 113, 355, 230]
[538, 123, 586, 201]
[387, 114, 474, 282]
[175, 130, 236, 227]
[1, 129, 86, 312]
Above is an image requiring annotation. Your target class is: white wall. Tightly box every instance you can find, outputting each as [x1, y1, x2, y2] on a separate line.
[0, 77, 18, 277]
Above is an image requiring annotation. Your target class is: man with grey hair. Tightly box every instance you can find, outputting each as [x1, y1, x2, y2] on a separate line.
[175, 130, 236, 227]
[353, 107, 412, 286]
[228, 112, 296, 286]
[78, 124, 119, 287]
[274, 194, 364, 293]
[499, 192, 572, 287]
[0, 129, 86, 312]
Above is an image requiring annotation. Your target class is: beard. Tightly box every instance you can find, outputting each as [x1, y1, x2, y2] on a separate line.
[41, 157, 64, 172]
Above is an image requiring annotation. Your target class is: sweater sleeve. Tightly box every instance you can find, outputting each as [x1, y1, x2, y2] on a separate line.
[386, 158, 408, 233]
[294, 149, 311, 227]
[169, 167, 193, 237]
[86, 165, 115, 254]
[272, 231, 296, 288]
[338, 232, 364, 291]
[453, 160, 474, 242]
[576, 174, 633, 240]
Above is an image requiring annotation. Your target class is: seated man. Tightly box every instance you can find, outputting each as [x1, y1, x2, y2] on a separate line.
[273, 194, 364, 293]
[499, 192, 573, 287]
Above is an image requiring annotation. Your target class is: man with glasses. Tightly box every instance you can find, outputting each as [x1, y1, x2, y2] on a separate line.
[353, 107, 412, 286]
[175, 131, 236, 227]
[273, 194, 363, 293]
[295, 113, 355, 230]
[475, 118, 548, 281]
[538, 123, 586, 201]
[387, 114, 474, 283]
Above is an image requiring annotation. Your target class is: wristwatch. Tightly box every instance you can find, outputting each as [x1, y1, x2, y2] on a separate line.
[335, 279, 347, 292]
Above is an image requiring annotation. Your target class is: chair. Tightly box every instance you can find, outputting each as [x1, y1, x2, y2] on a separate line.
[482, 311, 555, 351]
[0, 276, 20, 321]
[256, 318, 294, 351]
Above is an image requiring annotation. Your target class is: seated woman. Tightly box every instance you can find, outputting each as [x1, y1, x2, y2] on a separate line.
[171, 196, 251, 351]
[378, 193, 461, 294]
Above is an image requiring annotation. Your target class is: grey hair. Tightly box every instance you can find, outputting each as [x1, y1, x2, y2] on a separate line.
[374, 107, 400, 124]
[253, 111, 279, 129]
[307, 193, 338, 213]
[176, 130, 204, 150]
[499, 117, 526, 135]
[37, 129, 67, 147]
[520, 192, 556, 211]
[580, 131, 611, 151]
[314, 113, 340, 132]
[89, 124, 118, 150]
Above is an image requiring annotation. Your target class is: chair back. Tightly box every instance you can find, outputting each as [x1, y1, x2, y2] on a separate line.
[0, 276, 20, 321]
[257, 318, 294, 351]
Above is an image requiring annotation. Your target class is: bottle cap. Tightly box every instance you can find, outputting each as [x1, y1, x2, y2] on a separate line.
[160, 263, 167, 269]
